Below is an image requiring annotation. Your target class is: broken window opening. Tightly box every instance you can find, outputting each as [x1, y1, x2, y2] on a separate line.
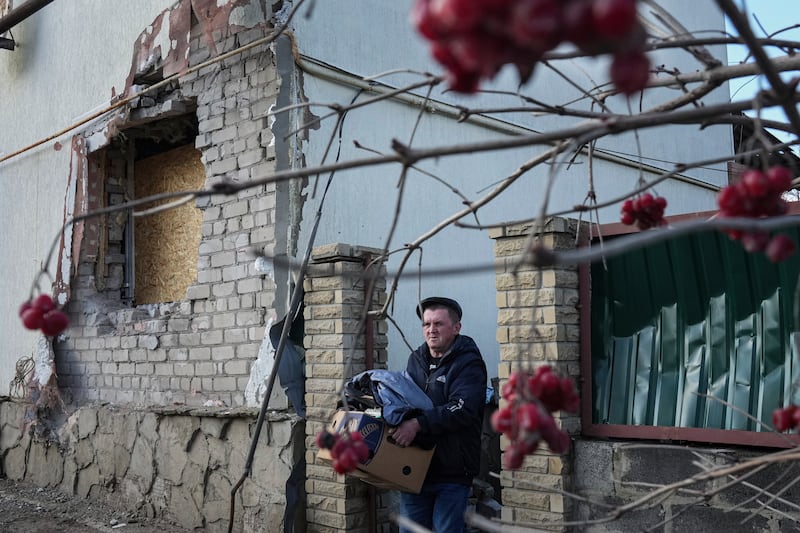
[93, 110, 203, 308]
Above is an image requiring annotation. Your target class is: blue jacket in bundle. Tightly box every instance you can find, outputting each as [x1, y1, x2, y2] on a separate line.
[406, 334, 487, 487]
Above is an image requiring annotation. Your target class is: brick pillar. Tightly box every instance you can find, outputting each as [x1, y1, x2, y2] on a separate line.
[488, 218, 583, 530]
[303, 244, 389, 533]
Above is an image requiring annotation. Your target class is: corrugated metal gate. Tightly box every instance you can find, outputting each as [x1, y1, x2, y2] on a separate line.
[590, 226, 800, 437]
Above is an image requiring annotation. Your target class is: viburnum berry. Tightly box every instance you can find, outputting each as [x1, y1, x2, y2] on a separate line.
[528, 367, 560, 409]
[21, 307, 45, 330]
[765, 234, 796, 263]
[741, 168, 771, 198]
[19, 301, 34, 317]
[509, 0, 563, 51]
[503, 440, 528, 470]
[500, 378, 519, 403]
[534, 406, 571, 453]
[620, 192, 667, 230]
[717, 165, 796, 262]
[717, 184, 745, 216]
[610, 49, 650, 95]
[620, 200, 636, 225]
[499, 366, 580, 414]
[429, 0, 482, 34]
[561, 378, 581, 413]
[491, 405, 514, 435]
[19, 294, 69, 336]
[493, 366, 577, 470]
[767, 165, 793, 193]
[411, 0, 648, 95]
[334, 446, 359, 474]
[563, 0, 597, 51]
[411, 0, 445, 40]
[449, 31, 506, 78]
[592, 0, 638, 40]
[316, 430, 339, 450]
[348, 432, 370, 462]
[321, 429, 370, 475]
[772, 405, 798, 432]
[529, 366, 580, 413]
[718, 166, 792, 219]
[515, 402, 542, 432]
[478, 0, 515, 9]
[740, 231, 770, 253]
[41, 310, 69, 337]
[33, 294, 56, 314]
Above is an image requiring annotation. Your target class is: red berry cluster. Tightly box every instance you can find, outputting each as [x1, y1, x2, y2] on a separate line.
[717, 165, 796, 262]
[491, 366, 579, 470]
[411, 0, 650, 95]
[772, 404, 800, 432]
[19, 294, 69, 337]
[316, 429, 370, 474]
[620, 193, 668, 230]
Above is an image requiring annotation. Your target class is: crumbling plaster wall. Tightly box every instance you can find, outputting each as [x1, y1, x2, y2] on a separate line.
[0, 0, 178, 407]
[3, 3, 307, 528]
[53, 0, 297, 409]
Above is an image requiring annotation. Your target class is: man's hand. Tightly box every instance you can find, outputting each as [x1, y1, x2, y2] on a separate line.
[389, 418, 420, 447]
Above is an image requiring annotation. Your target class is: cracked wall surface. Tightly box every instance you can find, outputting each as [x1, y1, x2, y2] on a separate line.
[0, 398, 304, 533]
[4, 3, 306, 529]
[53, 0, 295, 409]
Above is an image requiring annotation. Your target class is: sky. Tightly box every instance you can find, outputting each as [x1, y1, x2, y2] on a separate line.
[727, 0, 800, 147]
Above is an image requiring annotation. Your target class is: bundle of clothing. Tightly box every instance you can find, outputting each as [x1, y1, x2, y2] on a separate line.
[342, 369, 436, 448]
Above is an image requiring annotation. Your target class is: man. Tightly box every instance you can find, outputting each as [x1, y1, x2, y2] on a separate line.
[391, 296, 487, 533]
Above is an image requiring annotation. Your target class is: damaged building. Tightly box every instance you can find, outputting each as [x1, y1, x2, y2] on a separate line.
[2, 1, 310, 530]
[2, 1, 779, 532]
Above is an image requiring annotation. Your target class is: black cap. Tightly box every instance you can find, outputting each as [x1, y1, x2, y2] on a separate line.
[416, 297, 462, 321]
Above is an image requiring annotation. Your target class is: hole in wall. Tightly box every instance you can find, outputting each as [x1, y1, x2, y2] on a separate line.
[86, 108, 204, 308]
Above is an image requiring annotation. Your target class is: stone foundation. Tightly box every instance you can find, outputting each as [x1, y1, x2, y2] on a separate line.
[0, 398, 304, 533]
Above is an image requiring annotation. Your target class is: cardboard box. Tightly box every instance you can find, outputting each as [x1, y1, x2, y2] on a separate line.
[317, 410, 434, 494]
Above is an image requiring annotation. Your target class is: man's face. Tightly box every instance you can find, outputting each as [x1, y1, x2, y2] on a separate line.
[422, 307, 461, 356]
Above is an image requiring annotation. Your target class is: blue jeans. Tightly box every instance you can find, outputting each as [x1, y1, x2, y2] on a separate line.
[400, 482, 471, 533]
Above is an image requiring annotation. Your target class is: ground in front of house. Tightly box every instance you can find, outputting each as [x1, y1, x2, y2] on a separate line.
[0, 478, 191, 533]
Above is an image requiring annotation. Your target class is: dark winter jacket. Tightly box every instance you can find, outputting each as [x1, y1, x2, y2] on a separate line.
[406, 334, 487, 486]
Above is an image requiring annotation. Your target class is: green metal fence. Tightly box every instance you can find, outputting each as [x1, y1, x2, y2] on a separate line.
[591, 227, 800, 432]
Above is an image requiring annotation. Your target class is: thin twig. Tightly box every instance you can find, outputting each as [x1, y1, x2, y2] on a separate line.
[717, 0, 800, 134]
